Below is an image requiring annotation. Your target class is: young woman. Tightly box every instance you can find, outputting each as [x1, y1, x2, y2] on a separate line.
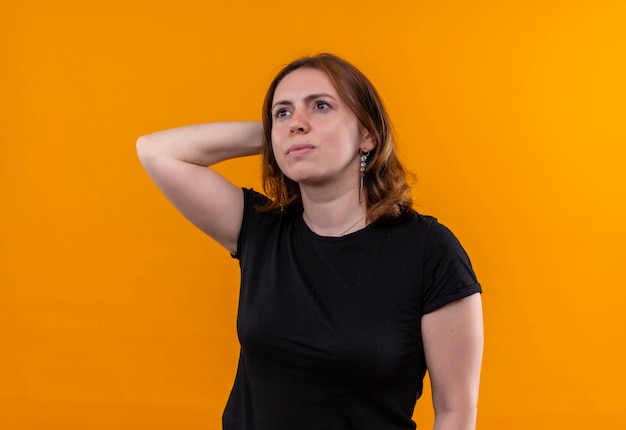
[137, 53, 483, 430]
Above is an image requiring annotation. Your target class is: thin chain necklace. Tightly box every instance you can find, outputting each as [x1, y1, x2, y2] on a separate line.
[304, 213, 367, 237]
[338, 215, 366, 236]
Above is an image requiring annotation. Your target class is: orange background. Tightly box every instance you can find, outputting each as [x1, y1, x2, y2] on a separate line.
[1, 1, 625, 429]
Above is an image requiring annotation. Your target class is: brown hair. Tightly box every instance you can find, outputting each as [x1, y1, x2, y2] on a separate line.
[259, 53, 413, 223]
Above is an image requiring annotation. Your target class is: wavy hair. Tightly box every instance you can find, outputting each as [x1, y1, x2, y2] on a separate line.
[259, 53, 413, 224]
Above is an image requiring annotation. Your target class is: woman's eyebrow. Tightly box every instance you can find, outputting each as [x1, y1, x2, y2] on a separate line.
[272, 93, 337, 109]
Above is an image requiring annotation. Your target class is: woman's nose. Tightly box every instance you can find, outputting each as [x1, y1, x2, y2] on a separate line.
[289, 110, 310, 135]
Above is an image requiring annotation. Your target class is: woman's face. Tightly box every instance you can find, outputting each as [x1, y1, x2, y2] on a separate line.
[270, 67, 374, 188]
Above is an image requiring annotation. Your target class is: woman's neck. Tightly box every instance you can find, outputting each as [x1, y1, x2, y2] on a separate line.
[299, 183, 368, 237]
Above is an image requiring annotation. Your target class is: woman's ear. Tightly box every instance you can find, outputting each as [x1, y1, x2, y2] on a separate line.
[360, 128, 376, 152]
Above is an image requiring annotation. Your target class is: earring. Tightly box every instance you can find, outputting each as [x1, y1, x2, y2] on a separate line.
[280, 173, 285, 213]
[359, 150, 369, 203]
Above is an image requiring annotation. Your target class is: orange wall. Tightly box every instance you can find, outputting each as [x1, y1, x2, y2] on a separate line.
[1, 1, 625, 429]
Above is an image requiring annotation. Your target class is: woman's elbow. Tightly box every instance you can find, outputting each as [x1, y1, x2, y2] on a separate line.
[136, 134, 159, 166]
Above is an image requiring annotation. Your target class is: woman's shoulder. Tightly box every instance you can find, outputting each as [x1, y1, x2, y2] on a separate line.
[377, 208, 438, 232]
[242, 187, 272, 208]
[374, 209, 470, 254]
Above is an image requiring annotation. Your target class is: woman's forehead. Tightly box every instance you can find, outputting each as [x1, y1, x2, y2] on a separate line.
[273, 68, 338, 101]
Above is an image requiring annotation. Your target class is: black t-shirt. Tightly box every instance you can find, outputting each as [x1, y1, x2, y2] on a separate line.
[223, 188, 481, 430]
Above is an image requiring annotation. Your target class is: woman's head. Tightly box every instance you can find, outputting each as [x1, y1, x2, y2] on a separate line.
[260, 53, 412, 222]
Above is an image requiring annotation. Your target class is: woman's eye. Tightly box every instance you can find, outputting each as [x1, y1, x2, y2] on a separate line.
[274, 109, 289, 118]
[315, 101, 330, 110]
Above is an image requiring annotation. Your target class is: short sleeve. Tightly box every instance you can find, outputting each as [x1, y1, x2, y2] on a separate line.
[422, 220, 482, 314]
[231, 188, 271, 260]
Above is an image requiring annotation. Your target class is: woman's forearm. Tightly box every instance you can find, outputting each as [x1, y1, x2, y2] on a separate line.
[136, 121, 263, 167]
[135, 121, 263, 251]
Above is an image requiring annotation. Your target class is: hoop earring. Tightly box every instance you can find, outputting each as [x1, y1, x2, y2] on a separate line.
[359, 150, 369, 203]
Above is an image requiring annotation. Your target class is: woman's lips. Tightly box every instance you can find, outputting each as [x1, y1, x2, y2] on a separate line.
[287, 143, 315, 157]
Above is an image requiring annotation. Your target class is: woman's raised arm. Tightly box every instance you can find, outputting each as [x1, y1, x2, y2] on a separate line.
[136, 121, 263, 254]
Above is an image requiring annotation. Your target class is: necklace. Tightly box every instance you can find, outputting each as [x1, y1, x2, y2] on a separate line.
[338, 215, 366, 236]
[303, 213, 367, 237]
